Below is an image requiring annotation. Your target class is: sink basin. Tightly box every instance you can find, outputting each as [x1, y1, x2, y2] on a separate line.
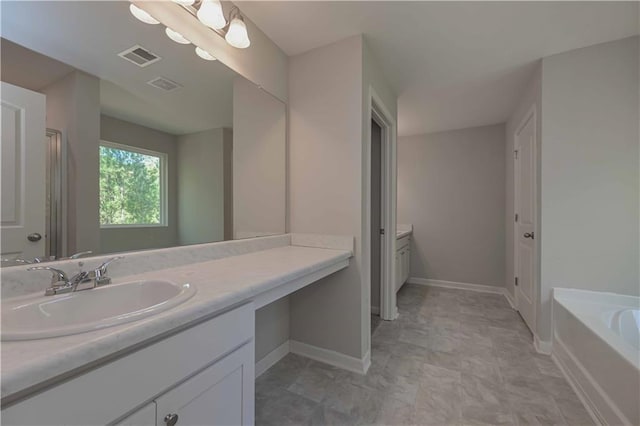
[1, 280, 196, 341]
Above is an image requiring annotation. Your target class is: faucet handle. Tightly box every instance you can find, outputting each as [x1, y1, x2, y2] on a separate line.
[27, 266, 70, 286]
[94, 256, 124, 285]
[69, 251, 93, 259]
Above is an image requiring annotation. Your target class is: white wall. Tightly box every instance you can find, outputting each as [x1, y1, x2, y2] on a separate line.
[233, 77, 286, 239]
[177, 128, 231, 245]
[398, 124, 506, 287]
[538, 36, 640, 341]
[289, 35, 396, 360]
[43, 71, 100, 256]
[99, 115, 179, 254]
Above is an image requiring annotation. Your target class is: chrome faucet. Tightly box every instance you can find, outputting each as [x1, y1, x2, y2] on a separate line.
[93, 256, 124, 286]
[28, 256, 124, 296]
[27, 266, 90, 296]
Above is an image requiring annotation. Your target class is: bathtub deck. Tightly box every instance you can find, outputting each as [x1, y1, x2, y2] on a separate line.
[255, 284, 592, 425]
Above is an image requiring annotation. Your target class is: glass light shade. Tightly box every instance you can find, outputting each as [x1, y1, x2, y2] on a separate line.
[195, 47, 217, 61]
[129, 4, 160, 25]
[197, 0, 226, 30]
[172, 0, 195, 5]
[225, 16, 250, 49]
[165, 27, 190, 44]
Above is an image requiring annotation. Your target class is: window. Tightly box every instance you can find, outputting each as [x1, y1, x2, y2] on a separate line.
[99, 142, 167, 227]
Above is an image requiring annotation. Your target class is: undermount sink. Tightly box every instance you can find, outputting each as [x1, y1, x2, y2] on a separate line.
[1, 280, 197, 341]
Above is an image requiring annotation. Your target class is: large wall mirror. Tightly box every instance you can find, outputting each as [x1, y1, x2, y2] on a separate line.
[1, 1, 286, 266]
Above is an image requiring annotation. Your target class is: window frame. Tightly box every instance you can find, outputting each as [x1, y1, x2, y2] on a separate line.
[99, 140, 168, 228]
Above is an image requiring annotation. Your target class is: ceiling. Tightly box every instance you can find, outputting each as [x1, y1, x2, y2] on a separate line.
[1, 1, 238, 135]
[239, 1, 639, 136]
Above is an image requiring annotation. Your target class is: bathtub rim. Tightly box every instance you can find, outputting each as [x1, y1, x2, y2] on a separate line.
[553, 288, 639, 370]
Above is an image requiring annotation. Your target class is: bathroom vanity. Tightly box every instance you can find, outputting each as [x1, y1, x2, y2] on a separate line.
[395, 224, 413, 291]
[1, 235, 353, 425]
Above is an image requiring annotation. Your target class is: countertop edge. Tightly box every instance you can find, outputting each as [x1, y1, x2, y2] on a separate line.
[1, 246, 351, 403]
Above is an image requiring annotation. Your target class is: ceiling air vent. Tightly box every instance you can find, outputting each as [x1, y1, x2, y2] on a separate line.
[147, 76, 182, 92]
[118, 45, 161, 67]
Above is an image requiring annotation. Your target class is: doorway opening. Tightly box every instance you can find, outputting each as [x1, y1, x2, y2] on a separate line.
[370, 118, 383, 333]
[364, 86, 398, 343]
[45, 128, 66, 259]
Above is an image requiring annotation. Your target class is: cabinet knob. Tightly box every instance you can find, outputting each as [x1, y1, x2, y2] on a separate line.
[164, 413, 179, 426]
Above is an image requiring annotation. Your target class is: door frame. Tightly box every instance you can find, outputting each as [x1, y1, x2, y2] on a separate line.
[46, 128, 67, 259]
[513, 104, 538, 334]
[363, 86, 397, 329]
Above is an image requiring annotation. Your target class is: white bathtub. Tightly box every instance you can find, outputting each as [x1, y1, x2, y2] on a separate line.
[553, 288, 640, 426]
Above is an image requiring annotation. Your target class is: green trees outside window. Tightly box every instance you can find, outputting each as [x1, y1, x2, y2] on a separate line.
[99, 144, 164, 226]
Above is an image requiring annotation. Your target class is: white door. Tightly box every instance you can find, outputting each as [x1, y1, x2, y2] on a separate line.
[155, 343, 254, 426]
[514, 109, 537, 333]
[1, 81, 47, 261]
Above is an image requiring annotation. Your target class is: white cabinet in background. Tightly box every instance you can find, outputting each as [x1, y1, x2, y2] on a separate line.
[395, 235, 411, 292]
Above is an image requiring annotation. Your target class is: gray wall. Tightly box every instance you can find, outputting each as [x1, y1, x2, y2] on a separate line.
[233, 76, 286, 239]
[255, 298, 290, 361]
[538, 36, 640, 341]
[398, 124, 506, 287]
[99, 115, 178, 254]
[289, 35, 396, 360]
[43, 71, 100, 256]
[288, 35, 364, 359]
[176, 128, 232, 245]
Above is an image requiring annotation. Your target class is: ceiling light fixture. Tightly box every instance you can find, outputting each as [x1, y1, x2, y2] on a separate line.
[225, 12, 250, 49]
[165, 27, 191, 44]
[129, 4, 160, 25]
[197, 0, 226, 30]
[128, 1, 251, 52]
[195, 46, 217, 61]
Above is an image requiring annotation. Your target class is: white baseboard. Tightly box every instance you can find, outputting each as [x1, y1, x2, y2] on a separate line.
[551, 336, 622, 426]
[370, 305, 380, 315]
[290, 340, 370, 375]
[255, 340, 290, 378]
[534, 335, 552, 355]
[407, 277, 505, 294]
[503, 289, 517, 309]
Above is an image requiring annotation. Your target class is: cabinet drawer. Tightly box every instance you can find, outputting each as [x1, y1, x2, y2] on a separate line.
[115, 402, 156, 426]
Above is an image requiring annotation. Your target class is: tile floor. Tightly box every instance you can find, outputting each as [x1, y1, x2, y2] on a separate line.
[255, 284, 593, 425]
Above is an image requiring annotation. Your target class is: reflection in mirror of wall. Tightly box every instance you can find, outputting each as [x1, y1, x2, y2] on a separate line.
[0, 1, 286, 267]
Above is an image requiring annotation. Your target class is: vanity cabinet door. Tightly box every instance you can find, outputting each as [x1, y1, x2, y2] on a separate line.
[116, 402, 157, 426]
[394, 253, 400, 291]
[155, 342, 254, 426]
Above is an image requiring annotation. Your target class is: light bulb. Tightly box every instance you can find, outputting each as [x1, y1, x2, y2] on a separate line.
[197, 0, 226, 30]
[129, 4, 160, 25]
[225, 16, 250, 49]
[195, 47, 217, 61]
[165, 27, 190, 44]
[172, 0, 195, 5]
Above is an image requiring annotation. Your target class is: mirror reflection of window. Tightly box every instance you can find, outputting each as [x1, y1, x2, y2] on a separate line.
[99, 142, 167, 228]
[0, 0, 286, 262]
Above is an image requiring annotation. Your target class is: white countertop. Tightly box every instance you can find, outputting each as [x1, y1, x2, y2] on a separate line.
[396, 224, 413, 239]
[1, 245, 351, 402]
